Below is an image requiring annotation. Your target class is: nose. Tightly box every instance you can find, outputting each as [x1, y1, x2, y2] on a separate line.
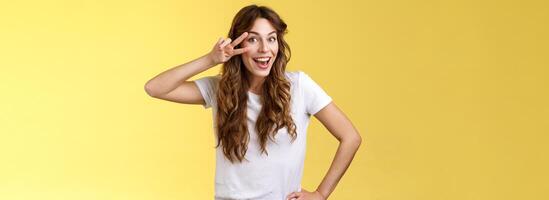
[259, 40, 269, 53]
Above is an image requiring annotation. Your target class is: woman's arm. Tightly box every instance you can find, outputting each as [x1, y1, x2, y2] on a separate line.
[287, 101, 362, 200]
[144, 53, 216, 104]
[144, 32, 249, 104]
[144, 54, 214, 95]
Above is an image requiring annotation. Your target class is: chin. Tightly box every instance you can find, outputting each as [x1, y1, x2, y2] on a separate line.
[250, 67, 272, 77]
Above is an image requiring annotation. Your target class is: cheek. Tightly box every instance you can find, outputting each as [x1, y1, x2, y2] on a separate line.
[241, 53, 253, 67]
[241, 45, 252, 59]
[241, 52, 250, 60]
[272, 45, 279, 55]
[243, 44, 257, 55]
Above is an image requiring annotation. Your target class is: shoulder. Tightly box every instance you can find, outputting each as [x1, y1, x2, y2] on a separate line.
[285, 70, 319, 88]
[284, 70, 323, 93]
[194, 74, 221, 86]
[194, 74, 221, 94]
[284, 70, 306, 85]
[201, 74, 221, 82]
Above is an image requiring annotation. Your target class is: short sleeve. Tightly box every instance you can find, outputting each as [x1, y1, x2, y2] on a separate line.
[193, 75, 219, 109]
[300, 71, 332, 115]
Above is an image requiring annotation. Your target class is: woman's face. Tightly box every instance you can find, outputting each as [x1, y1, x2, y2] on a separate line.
[241, 18, 279, 78]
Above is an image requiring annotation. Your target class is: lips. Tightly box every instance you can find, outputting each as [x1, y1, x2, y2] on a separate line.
[252, 56, 271, 69]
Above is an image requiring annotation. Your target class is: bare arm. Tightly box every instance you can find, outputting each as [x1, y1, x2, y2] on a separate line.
[287, 102, 362, 200]
[144, 53, 216, 104]
[313, 102, 362, 199]
[144, 32, 250, 104]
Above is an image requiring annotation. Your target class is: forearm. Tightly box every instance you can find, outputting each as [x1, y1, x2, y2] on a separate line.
[315, 138, 361, 199]
[145, 53, 216, 96]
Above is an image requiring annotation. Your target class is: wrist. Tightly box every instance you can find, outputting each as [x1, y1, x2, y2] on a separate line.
[314, 190, 327, 199]
[204, 53, 218, 67]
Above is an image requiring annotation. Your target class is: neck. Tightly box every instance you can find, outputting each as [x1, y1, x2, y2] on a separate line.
[248, 75, 266, 95]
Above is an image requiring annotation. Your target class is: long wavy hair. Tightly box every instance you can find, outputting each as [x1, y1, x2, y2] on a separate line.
[215, 5, 297, 163]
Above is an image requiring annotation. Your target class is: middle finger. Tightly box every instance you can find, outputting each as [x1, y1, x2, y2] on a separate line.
[231, 32, 249, 47]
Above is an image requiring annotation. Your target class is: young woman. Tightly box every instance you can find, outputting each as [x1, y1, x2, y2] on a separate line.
[145, 5, 362, 200]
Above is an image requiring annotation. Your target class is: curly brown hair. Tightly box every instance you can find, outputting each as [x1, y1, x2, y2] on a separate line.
[215, 5, 297, 163]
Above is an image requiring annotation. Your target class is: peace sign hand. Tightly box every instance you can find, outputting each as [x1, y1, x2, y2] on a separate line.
[208, 32, 250, 66]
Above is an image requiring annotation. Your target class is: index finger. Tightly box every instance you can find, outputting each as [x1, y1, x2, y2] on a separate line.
[231, 32, 249, 47]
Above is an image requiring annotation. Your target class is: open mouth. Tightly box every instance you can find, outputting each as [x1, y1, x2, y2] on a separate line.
[253, 57, 271, 69]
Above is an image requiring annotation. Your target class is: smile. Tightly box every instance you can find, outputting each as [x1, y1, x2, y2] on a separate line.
[253, 57, 271, 69]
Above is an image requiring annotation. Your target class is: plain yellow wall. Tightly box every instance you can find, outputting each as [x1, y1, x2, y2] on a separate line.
[1, 0, 548, 199]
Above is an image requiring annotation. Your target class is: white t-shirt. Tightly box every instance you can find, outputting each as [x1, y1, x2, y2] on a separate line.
[194, 70, 332, 200]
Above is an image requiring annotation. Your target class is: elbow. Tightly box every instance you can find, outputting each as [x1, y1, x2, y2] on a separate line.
[343, 132, 362, 150]
[144, 82, 159, 97]
[353, 134, 363, 149]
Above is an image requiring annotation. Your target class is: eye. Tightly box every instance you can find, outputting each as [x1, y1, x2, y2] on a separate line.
[247, 37, 257, 43]
[269, 37, 277, 42]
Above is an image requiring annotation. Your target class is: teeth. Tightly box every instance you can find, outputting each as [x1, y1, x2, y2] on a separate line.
[254, 57, 270, 62]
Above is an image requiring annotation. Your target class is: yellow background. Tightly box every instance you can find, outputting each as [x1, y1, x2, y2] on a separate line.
[1, 0, 548, 199]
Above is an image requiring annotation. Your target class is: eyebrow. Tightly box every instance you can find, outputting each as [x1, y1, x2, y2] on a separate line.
[248, 31, 277, 36]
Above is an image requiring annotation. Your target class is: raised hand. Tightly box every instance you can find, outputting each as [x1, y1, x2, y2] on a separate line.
[207, 32, 250, 65]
